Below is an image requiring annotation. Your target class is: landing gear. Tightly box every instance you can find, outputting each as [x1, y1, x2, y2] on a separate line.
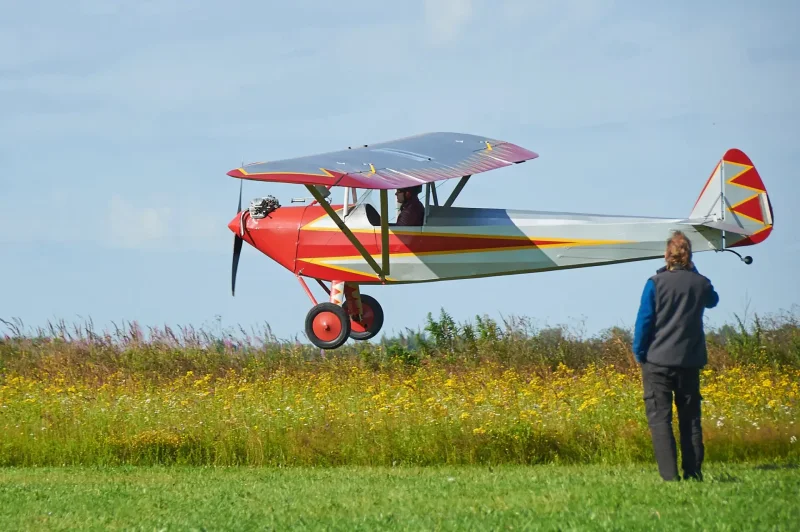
[305, 303, 351, 349]
[297, 276, 384, 349]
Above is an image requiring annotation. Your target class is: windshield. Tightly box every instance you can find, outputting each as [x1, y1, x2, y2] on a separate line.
[355, 189, 400, 223]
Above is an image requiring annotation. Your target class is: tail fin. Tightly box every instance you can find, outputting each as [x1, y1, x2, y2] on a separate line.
[689, 148, 773, 248]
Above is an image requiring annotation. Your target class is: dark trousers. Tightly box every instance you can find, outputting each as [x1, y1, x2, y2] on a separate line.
[641, 363, 704, 481]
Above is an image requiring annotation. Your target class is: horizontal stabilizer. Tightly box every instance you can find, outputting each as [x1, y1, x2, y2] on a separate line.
[678, 218, 756, 236]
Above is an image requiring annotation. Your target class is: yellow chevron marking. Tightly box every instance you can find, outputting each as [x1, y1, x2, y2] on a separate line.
[727, 194, 766, 225]
[750, 224, 773, 236]
[728, 210, 764, 226]
[730, 183, 766, 194]
[302, 208, 377, 233]
[726, 172, 765, 194]
[728, 211, 764, 225]
[723, 162, 755, 188]
[299, 260, 397, 282]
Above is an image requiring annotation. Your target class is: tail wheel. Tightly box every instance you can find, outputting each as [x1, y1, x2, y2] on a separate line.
[344, 294, 384, 341]
[305, 302, 351, 349]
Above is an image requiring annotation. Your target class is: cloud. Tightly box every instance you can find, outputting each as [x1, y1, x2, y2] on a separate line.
[1, 0, 797, 141]
[0, 187, 104, 245]
[438, 1, 800, 129]
[76, 0, 191, 17]
[424, 0, 474, 44]
[173, 210, 231, 252]
[107, 194, 171, 249]
[104, 194, 232, 252]
[0, 191, 228, 251]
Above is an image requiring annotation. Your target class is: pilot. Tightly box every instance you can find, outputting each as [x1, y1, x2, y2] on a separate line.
[395, 185, 424, 226]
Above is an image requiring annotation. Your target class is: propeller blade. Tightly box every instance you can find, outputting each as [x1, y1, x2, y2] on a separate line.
[232, 179, 244, 296]
[232, 233, 243, 296]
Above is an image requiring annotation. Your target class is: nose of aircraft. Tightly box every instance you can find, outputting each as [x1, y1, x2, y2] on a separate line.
[228, 213, 242, 235]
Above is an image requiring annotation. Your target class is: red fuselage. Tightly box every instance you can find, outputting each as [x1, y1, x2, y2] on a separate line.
[229, 204, 382, 283]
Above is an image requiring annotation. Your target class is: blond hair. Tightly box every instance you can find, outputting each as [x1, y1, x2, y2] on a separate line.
[665, 231, 693, 269]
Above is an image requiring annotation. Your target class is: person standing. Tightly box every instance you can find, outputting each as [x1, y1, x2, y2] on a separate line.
[633, 231, 719, 481]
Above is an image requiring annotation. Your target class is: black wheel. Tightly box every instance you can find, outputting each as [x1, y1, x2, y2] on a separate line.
[305, 302, 351, 349]
[343, 294, 384, 341]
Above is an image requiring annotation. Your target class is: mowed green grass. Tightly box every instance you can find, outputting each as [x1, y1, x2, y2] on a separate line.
[1, 464, 797, 530]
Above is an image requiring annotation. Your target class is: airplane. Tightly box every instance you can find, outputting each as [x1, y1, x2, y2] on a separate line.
[226, 132, 774, 349]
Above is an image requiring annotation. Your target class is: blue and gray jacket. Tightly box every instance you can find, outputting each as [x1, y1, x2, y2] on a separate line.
[633, 264, 719, 367]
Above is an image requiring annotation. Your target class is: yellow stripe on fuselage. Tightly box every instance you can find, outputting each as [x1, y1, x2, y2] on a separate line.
[301, 238, 634, 263]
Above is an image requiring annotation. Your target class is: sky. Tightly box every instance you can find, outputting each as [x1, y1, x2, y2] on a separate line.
[1, 0, 798, 342]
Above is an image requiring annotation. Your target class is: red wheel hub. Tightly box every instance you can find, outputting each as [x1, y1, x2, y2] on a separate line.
[312, 311, 342, 342]
[350, 303, 374, 333]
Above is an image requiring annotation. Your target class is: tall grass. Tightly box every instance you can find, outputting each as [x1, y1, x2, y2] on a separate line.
[0, 307, 798, 467]
[2, 305, 798, 378]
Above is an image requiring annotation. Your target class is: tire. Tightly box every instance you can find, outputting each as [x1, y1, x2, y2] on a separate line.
[343, 294, 384, 341]
[305, 302, 351, 349]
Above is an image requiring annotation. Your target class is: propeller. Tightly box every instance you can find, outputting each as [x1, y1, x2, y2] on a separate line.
[231, 179, 243, 296]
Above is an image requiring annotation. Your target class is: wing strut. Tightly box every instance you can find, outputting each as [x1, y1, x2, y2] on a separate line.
[379, 190, 390, 276]
[305, 185, 386, 281]
[444, 175, 471, 207]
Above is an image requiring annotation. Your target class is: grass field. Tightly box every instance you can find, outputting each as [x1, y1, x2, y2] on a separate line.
[1, 464, 798, 530]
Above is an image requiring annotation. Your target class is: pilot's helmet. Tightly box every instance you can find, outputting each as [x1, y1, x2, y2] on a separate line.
[398, 185, 423, 195]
